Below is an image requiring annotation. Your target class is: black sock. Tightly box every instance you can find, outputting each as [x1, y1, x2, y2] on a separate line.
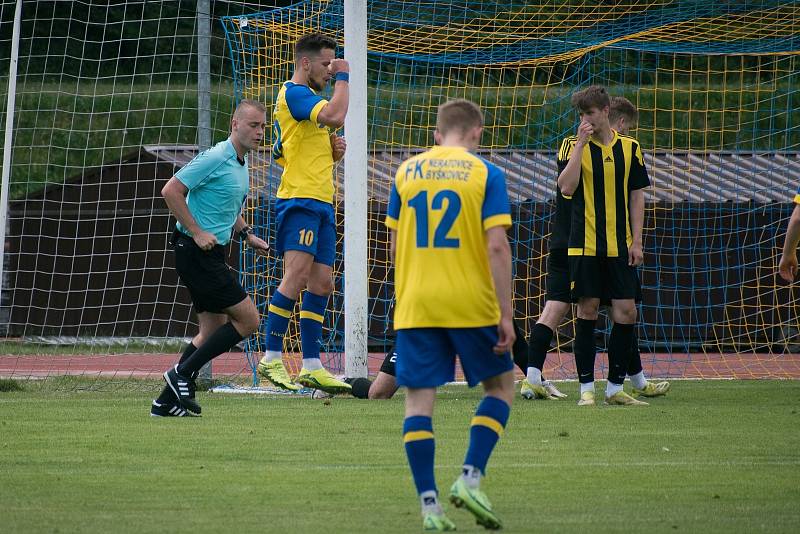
[177, 323, 244, 377]
[528, 323, 553, 372]
[511, 320, 529, 374]
[347, 377, 373, 399]
[156, 342, 198, 403]
[607, 323, 634, 385]
[626, 330, 643, 376]
[178, 342, 198, 366]
[574, 318, 597, 384]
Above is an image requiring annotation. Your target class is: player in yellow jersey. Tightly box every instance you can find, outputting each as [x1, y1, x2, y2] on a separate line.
[779, 184, 800, 282]
[558, 86, 650, 407]
[257, 33, 351, 394]
[387, 100, 515, 531]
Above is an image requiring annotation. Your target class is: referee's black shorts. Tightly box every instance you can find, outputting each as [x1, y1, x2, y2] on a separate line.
[569, 254, 639, 301]
[172, 230, 248, 314]
[545, 248, 571, 303]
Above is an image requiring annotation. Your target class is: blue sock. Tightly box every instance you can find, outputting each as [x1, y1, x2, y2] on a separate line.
[265, 290, 295, 352]
[403, 416, 437, 495]
[300, 291, 328, 363]
[464, 396, 510, 476]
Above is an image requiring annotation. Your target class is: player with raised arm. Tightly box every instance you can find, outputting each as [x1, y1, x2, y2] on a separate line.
[387, 99, 515, 531]
[152, 99, 270, 417]
[256, 33, 351, 395]
[558, 86, 650, 407]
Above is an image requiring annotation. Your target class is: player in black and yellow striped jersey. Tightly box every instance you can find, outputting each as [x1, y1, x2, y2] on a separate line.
[520, 96, 669, 404]
[558, 85, 650, 406]
[514, 146, 574, 400]
[606, 97, 670, 399]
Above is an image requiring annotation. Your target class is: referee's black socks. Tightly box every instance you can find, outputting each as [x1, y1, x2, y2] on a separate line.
[178, 342, 198, 367]
[178, 323, 244, 377]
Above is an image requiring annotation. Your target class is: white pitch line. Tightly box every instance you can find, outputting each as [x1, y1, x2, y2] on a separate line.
[264, 459, 800, 471]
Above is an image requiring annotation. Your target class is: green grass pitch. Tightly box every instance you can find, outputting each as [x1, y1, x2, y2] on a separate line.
[1, 380, 799, 533]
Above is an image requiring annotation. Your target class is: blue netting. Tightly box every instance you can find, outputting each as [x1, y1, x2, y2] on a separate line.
[222, 0, 800, 379]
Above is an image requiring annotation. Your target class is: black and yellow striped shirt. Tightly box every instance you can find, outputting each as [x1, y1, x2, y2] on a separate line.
[558, 131, 650, 257]
[548, 187, 572, 250]
[550, 140, 580, 250]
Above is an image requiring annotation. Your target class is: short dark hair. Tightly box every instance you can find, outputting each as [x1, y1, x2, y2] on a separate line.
[436, 99, 484, 136]
[294, 33, 338, 58]
[571, 85, 611, 113]
[609, 96, 639, 125]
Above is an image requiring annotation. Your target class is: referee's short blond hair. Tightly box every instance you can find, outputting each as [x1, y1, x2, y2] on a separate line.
[436, 99, 484, 136]
[234, 99, 267, 117]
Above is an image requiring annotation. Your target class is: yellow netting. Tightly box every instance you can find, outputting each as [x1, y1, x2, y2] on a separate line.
[222, 1, 800, 379]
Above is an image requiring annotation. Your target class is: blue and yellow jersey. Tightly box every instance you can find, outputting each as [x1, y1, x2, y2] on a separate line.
[385, 146, 512, 329]
[794, 185, 800, 204]
[272, 81, 334, 204]
[175, 138, 249, 246]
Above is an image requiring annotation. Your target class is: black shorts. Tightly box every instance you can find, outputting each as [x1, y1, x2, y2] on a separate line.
[379, 348, 397, 377]
[569, 255, 639, 301]
[172, 231, 248, 314]
[545, 248, 571, 303]
[601, 269, 642, 305]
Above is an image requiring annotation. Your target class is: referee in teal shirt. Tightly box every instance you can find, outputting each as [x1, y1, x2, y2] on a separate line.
[151, 99, 270, 417]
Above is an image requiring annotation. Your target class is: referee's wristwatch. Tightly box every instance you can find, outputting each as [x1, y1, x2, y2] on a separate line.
[238, 225, 253, 242]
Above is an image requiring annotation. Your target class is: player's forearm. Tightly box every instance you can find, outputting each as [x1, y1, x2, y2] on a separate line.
[629, 189, 645, 245]
[782, 205, 800, 257]
[557, 144, 584, 196]
[233, 215, 249, 234]
[319, 81, 349, 128]
[488, 233, 514, 318]
[162, 182, 201, 235]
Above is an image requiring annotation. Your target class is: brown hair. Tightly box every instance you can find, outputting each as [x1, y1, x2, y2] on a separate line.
[570, 85, 611, 113]
[233, 99, 267, 117]
[609, 96, 639, 126]
[294, 33, 338, 58]
[436, 99, 484, 136]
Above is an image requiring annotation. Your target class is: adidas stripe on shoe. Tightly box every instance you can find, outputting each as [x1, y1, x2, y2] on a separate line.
[163, 365, 202, 414]
[150, 400, 199, 417]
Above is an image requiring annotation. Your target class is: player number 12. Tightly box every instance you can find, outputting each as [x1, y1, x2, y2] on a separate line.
[408, 189, 461, 248]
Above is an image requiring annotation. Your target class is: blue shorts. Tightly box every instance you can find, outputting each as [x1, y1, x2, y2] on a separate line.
[395, 327, 514, 388]
[275, 198, 337, 266]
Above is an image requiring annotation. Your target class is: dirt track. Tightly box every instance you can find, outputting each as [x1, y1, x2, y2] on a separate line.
[2, 352, 798, 380]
